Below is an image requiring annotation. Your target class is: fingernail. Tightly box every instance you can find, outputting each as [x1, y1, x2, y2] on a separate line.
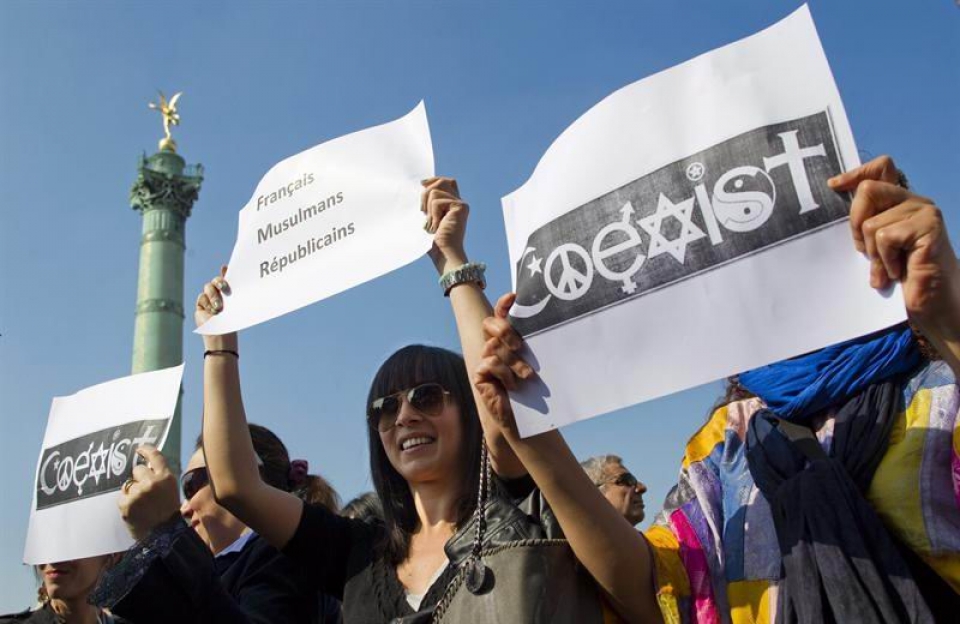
[827, 176, 839, 188]
[424, 218, 432, 232]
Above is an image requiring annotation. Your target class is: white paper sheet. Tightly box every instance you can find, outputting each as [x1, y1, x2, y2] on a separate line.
[197, 102, 435, 335]
[23, 365, 183, 564]
[501, 5, 906, 437]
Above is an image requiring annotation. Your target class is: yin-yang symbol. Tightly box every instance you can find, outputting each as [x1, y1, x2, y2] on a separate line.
[711, 166, 776, 233]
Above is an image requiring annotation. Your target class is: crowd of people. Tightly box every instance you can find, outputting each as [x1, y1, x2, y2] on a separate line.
[4, 155, 959, 623]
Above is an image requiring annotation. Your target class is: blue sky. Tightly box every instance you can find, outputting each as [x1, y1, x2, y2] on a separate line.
[1, 0, 957, 610]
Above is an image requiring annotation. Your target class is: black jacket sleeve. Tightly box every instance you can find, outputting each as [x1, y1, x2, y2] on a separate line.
[97, 522, 316, 624]
[282, 501, 380, 600]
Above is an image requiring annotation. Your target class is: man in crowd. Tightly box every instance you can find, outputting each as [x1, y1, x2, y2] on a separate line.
[580, 455, 647, 526]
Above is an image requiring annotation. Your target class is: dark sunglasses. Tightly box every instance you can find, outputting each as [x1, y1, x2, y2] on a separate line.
[368, 383, 451, 432]
[180, 466, 210, 501]
[602, 472, 639, 488]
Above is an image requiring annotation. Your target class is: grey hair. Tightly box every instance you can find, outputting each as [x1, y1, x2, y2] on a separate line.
[580, 454, 623, 487]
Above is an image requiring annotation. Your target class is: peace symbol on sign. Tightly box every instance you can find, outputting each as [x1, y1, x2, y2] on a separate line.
[57, 456, 74, 492]
[544, 243, 594, 301]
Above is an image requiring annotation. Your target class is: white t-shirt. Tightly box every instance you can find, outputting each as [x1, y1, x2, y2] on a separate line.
[404, 562, 449, 611]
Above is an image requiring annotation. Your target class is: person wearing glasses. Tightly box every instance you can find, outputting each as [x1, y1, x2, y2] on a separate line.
[193, 177, 662, 623]
[0, 556, 128, 624]
[90, 424, 339, 624]
[580, 456, 648, 526]
[473, 156, 960, 622]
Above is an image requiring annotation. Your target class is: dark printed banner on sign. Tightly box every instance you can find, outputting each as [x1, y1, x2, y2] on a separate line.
[510, 110, 849, 336]
[36, 418, 169, 510]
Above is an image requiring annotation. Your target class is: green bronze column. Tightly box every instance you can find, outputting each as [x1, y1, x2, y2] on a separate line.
[130, 92, 202, 473]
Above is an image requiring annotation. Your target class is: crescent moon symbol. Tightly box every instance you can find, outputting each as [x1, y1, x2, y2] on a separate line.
[510, 247, 552, 319]
[39, 450, 60, 496]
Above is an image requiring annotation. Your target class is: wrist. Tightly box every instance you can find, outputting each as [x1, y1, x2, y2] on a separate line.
[439, 261, 486, 297]
[131, 511, 184, 543]
[433, 249, 468, 276]
[130, 512, 176, 542]
[203, 333, 238, 353]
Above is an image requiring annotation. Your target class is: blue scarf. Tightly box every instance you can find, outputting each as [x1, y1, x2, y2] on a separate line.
[738, 325, 921, 421]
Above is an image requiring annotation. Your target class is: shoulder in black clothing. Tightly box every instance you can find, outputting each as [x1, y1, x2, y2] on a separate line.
[282, 500, 384, 601]
[284, 480, 561, 623]
[96, 519, 320, 624]
[0, 608, 49, 624]
[0, 604, 133, 624]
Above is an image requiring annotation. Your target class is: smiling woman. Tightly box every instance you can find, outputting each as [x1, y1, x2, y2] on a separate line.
[189, 176, 662, 623]
[365, 345, 482, 568]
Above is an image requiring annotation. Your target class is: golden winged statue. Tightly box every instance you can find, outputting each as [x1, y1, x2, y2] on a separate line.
[149, 91, 183, 151]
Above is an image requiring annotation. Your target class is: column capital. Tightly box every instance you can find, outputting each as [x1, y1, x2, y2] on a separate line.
[130, 152, 203, 219]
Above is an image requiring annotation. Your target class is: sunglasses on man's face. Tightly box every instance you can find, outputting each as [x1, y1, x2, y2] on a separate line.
[603, 472, 639, 488]
[180, 466, 210, 501]
[368, 383, 451, 432]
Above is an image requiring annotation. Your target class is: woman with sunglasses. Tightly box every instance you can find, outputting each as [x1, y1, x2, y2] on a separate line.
[90, 424, 340, 623]
[0, 556, 127, 624]
[476, 156, 960, 622]
[194, 177, 662, 622]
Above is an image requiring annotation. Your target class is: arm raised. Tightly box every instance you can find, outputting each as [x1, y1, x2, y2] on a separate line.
[196, 269, 303, 549]
[424, 177, 528, 478]
[474, 294, 662, 624]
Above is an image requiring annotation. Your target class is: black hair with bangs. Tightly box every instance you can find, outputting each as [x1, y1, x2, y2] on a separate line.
[366, 344, 482, 565]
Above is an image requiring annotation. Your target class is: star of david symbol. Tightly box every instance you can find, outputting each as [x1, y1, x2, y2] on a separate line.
[526, 254, 542, 277]
[637, 193, 706, 264]
[89, 442, 109, 484]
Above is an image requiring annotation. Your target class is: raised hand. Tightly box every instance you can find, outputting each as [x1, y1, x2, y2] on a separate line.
[118, 446, 181, 542]
[474, 293, 535, 432]
[194, 265, 237, 351]
[194, 265, 230, 327]
[830, 155, 960, 345]
[422, 177, 469, 275]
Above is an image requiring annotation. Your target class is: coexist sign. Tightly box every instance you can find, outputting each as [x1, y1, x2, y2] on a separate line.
[35, 419, 167, 510]
[510, 110, 849, 335]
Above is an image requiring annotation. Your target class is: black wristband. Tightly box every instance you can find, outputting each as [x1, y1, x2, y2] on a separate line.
[204, 349, 239, 359]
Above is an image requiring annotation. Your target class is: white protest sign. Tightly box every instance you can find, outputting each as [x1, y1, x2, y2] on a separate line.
[24, 364, 183, 564]
[197, 102, 435, 335]
[501, 5, 906, 437]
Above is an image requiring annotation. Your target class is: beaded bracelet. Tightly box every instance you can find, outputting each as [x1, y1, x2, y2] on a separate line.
[439, 262, 487, 296]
